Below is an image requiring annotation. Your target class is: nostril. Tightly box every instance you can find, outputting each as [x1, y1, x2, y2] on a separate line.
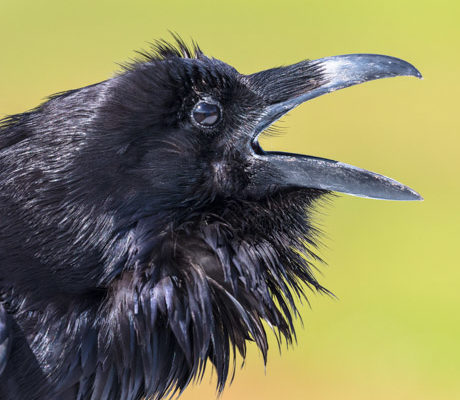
[251, 139, 265, 155]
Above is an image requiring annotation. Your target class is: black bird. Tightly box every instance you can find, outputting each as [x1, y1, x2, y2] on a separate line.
[0, 37, 422, 400]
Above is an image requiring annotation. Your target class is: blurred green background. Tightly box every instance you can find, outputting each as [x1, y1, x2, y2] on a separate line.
[1, 1, 458, 399]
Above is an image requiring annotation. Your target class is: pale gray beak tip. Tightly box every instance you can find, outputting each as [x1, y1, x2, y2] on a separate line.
[408, 64, 422, 79]
[387, 184, 423, 201]
[411, 191, 424, 201]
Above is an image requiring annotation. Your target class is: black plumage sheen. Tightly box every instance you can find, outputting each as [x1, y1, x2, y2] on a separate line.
[0, 37, 421, 400]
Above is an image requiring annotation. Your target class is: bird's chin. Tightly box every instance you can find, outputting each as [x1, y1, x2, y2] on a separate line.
[103, 187, 328, 396]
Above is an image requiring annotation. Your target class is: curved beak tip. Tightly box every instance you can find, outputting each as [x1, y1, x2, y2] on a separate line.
[393, 58, 422, 80]
[413, 192, 424, 201]
[382, 185, 424, 202]
[410, 66, 423, 79]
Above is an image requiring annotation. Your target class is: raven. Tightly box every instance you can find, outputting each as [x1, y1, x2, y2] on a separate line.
[0, 37, 421, 400]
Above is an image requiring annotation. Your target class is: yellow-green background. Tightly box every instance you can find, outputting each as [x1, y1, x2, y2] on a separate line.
[1, 1, 458, 399]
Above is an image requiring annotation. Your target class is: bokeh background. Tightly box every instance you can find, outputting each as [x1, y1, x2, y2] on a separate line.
[1, 1, 458, 399]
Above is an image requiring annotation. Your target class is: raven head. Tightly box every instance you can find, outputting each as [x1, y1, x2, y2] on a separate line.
[89, 39, 422, 213]
[0, 37, 421, 399]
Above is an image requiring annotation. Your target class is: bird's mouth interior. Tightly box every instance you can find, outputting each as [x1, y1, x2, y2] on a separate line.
[250, 138, 265, 155]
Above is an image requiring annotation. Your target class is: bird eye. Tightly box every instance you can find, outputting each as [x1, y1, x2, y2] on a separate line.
[192, 101, 221, 127]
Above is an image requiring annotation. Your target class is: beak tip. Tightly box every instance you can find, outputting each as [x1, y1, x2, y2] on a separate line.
[413, 68, 423, 80]
[404, 189, 424, 201]
[401, 60, 422, 79]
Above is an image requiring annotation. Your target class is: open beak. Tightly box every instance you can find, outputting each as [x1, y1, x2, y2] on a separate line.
[246, 54, 423, 201]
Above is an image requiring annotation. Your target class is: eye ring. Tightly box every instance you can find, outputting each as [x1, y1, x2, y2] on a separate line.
[191, 98, 222, 128]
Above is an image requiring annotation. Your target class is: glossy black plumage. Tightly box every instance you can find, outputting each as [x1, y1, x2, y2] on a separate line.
[0, 37, 421, 400]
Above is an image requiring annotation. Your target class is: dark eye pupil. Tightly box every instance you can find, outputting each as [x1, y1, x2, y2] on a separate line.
[193, 102, 220, 126]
